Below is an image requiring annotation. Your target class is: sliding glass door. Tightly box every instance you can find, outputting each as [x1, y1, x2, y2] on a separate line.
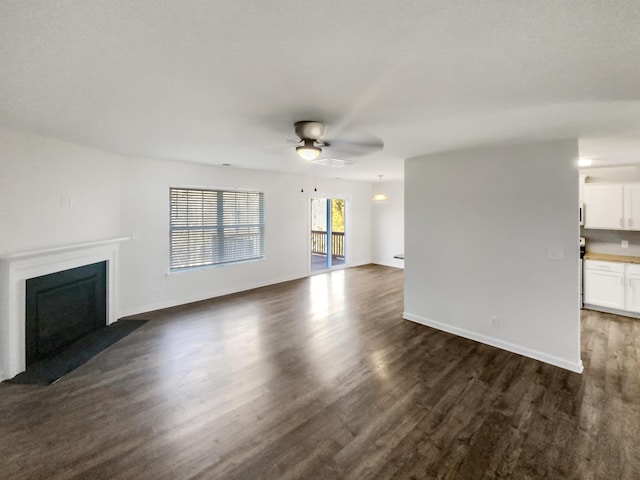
[311, 197, 346, 272]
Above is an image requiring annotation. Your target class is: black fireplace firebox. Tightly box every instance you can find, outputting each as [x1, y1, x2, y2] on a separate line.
[25, 261, 107, 365]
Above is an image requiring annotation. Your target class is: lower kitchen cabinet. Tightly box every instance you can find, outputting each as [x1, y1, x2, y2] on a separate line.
[584, 260, 624, 309]
[625, 264, 640, 313]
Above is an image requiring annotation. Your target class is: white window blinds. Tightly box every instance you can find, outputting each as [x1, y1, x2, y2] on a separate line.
[170, 188, 265, 271]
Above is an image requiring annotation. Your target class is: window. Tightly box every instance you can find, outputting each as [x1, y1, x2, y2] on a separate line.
[169, 187, 264, 271]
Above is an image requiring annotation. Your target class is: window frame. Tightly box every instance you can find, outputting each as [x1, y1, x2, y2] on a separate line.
[169, 187, 265, 272]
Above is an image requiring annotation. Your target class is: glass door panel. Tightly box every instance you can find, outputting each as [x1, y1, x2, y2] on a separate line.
[311, 197, 346, 272]
[330, 198, 345, 267]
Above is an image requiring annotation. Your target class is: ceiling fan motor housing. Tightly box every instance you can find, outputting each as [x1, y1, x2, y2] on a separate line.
[295, 121, 325, 141]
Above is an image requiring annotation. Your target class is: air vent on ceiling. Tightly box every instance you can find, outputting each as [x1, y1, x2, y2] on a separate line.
[310, 158, 356, 168]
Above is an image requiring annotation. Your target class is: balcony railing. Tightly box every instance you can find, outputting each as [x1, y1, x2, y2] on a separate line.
[311, 230, 345, 258]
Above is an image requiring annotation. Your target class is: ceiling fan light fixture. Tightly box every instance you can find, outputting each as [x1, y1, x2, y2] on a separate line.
[296, 139, 322, 160]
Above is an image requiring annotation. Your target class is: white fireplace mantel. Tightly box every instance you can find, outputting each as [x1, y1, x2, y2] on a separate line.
[0, 237, 128, 381]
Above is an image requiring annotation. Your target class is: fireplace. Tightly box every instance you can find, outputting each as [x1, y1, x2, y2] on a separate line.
[26, 261, 107, 365]
[0, 237, 126, 380]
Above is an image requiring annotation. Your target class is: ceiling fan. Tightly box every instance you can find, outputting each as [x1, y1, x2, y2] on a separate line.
[292, 121, 383, 161]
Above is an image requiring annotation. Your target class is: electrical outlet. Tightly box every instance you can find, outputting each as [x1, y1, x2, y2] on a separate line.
[622, 240, 629, 248]
[490, 315, 499, 328]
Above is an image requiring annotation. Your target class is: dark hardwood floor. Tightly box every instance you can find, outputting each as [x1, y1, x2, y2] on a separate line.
[1, 264, 639, 479]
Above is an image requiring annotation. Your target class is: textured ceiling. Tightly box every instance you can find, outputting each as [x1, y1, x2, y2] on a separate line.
[1, 0, 640, 180]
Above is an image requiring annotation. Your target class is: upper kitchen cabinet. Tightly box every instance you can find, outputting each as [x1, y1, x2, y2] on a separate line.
[583, 182, 640, 231]
[625, 184, 640, 230]
[583, 184, 624, 229]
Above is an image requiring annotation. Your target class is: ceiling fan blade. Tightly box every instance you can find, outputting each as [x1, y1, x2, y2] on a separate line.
[325, 132, 384, 157]
[262, 139, 300, 154]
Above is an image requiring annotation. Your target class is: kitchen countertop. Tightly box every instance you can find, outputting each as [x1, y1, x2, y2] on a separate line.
[584, 252, 640, 264]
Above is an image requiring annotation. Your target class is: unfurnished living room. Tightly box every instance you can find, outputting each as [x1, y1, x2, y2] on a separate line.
[1, 2, 640, 479]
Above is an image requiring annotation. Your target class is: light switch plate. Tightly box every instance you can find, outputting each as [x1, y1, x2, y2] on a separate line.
[622, 240, 629, 248]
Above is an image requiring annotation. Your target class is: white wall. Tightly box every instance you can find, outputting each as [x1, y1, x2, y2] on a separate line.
[0, 126, 373, 318]
[118, 158, 373, 316]
[0, 127, 122, 255]
[371, 180, 404, 268]
[404, 140, 582, 372]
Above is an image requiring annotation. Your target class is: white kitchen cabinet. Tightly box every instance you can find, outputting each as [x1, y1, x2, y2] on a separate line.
[624, 184, 640, 230]
[625, 264, 640, 313]
[583, 260, 624, 309]
[584, 183, 640, 231]
[584, 184, 624, 229]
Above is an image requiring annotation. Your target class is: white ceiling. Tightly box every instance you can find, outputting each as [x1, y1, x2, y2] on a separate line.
[2, 1, 640, 181]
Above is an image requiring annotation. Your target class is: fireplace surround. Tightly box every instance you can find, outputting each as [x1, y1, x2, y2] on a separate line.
[0, 237, 127, 381]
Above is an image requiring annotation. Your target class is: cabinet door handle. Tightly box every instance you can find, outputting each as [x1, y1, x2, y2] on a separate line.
[620, 217, 624, 227]
[629, 218, 633, 228]
[621, 277, 624, 287]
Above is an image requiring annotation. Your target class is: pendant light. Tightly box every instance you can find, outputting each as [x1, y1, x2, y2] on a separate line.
[372, 174, 388, 201]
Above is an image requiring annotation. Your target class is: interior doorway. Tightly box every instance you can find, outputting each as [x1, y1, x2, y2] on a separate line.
[311, 197, 346, 272]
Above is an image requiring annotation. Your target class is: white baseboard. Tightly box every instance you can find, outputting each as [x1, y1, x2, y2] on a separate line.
[403, 312, 584, 374]
[583, 304, 640, 320]
[371, 260, 404, 269]
[119, 272, 309, 319]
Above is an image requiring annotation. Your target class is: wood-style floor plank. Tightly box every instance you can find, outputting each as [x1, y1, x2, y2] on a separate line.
[1, 264, 639, 479]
